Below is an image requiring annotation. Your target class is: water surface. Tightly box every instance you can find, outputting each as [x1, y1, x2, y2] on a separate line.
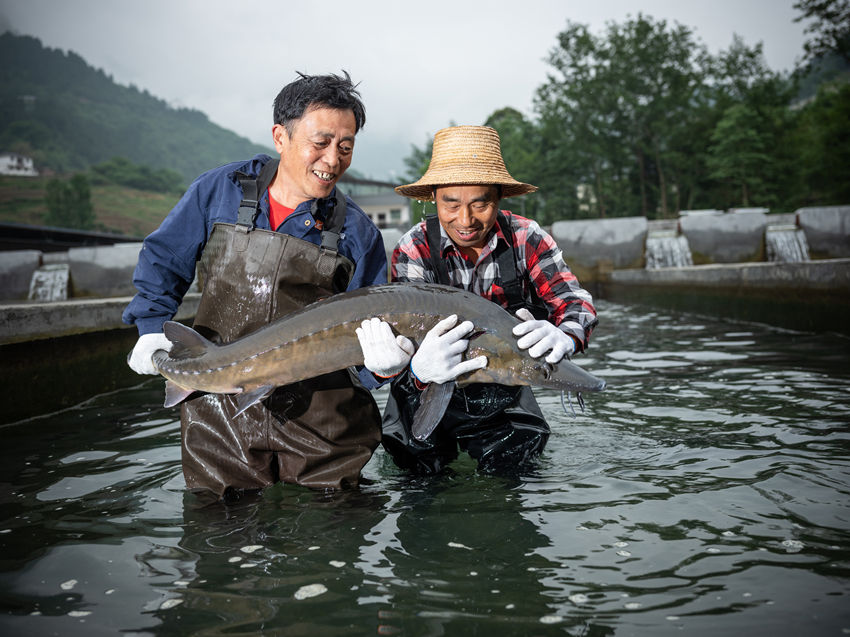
[1, 300, 849, 636]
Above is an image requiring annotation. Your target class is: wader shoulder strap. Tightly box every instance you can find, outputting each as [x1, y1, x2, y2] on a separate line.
[234, 159, 280, 228]
[425, 215, 451, 285]
[496, 211, 550, 319]
[312, 191, 352, 286]
[318, 190, 347, 253]
[495, 211, 525, 312]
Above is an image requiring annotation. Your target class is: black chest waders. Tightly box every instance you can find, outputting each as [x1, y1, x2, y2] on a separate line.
[381, 212, 550, 476]
[180, 159, 381, 497]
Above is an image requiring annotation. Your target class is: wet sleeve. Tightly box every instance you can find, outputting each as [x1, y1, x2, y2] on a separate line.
[347, 225, 388, 290]
[122, 181, 209, 335]
[391, 230, 435, 283]
[524, 222, 598, 352]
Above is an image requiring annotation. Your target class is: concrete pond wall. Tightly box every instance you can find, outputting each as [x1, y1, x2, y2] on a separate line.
[550, 216, 647, 282]
[552, 205, 849, 280]
[799, 206, 850, 259]
[0, 242, 144, 301]
[678, 208, 768, 264]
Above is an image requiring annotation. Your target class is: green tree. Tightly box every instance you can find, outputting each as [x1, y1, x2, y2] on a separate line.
[707, 103, 774, 206]
[534, 16, 800, 219]
[402, 135, 433, 183]
[535, 21, 619, 221]
[484, 107, 543, 220]
[89, 156, 185, 193]
[794, 0, 850, 63]
[401, 134, 436, 222]
[709, 38, 799, 209]
[535, 15, 712, 220]
[44, 174, 95, 230]
[793, 81, 850, 204]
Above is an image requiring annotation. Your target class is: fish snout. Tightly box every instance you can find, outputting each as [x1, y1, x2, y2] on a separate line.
[545, 359, 607, 393]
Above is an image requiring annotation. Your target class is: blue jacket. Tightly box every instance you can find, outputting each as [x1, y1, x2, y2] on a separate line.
[123, 154, 388, 385]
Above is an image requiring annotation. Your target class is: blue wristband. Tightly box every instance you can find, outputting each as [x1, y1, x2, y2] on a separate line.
[409, 361, 428, 389]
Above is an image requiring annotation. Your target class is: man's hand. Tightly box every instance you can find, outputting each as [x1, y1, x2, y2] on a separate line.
[356, 318, 415, 378]
[512, 308, 575, 364]
[410, 315, 487, 384]
[128, 332, 173, 375]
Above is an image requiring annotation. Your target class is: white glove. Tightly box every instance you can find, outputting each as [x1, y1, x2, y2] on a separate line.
[512, 308, 576, 364]
[128, 332, 173, 375]
[410, 315, 487, 384]
[356, 318, 415, 378]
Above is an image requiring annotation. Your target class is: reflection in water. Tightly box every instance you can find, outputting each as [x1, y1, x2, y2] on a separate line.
[0, 300, 849, 636]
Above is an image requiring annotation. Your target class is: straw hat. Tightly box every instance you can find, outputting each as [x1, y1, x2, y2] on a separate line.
[395, 125, 537, 200]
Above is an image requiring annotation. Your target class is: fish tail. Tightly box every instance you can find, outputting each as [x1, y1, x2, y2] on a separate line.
[161, 321, 215, 359]
[157, 322, 217, 408]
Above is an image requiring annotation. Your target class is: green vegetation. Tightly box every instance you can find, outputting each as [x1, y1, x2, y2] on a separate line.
[0, 175, 180, 236]
[404, 11, 850, 224]
[89, 157, 184, 194]
[794, 0, 850, 64]
[0, 32, 271, 184]
[45, 173, 94, 229]
[0, 32, 272, 234]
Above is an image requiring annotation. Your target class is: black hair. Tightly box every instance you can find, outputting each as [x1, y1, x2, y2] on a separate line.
[273, 71, 366, 135]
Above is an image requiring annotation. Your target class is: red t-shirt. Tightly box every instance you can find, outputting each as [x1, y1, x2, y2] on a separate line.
[268, 192, 295, 230]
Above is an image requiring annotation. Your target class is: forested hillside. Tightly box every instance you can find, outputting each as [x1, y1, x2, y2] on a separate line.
[0, 32, 272, 183]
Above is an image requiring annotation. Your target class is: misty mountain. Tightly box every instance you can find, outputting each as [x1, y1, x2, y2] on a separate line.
[0, 32, 273, 184]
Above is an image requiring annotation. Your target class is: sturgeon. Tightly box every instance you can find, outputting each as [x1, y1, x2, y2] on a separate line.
[153, 282, 606, 437]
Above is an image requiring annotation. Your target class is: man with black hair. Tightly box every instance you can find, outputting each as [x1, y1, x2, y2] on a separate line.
[124, 72, 409, 498]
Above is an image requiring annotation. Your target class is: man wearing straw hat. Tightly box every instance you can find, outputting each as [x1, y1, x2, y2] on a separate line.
[379, 125, 598, 475]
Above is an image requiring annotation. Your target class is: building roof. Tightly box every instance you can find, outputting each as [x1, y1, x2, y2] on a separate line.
[354, 191, 410, 207]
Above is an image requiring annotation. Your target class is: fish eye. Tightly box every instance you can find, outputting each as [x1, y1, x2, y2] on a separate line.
[535, 363, 552, 381]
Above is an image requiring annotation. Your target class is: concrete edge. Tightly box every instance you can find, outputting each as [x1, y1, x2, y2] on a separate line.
[609, 258, 850, 290]
[0, 293, 202, 345]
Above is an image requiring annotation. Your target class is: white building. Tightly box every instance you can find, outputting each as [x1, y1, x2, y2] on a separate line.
[0, 152, 39, 177]
[354, 191, 412, 230]
[338, 173, 413, 230]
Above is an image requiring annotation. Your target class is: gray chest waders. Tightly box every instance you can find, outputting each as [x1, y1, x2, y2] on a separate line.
[180, 159, 381, 496]
[381, 212, 549, 475]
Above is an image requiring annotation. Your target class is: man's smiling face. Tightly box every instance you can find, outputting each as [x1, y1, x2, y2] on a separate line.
[435, 184, 500, 259]
[272, 105, 356, 207]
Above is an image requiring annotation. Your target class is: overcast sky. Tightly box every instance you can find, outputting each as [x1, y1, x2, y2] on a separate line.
[1, 0, 808, 181]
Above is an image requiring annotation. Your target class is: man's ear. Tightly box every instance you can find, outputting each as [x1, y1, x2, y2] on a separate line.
[272, 124, 289, 153]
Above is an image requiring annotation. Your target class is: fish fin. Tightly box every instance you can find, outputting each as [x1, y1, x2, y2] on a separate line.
[234, 385, 276, 417]
[164, 380, 196, 408]
[162, 321, 214, 359]
[411, 382, 455, 441]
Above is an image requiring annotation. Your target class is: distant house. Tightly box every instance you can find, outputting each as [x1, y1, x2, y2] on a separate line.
[355, 191, 412, 230]
[0, 152, 39, 177]
[338, 173, 412, 230]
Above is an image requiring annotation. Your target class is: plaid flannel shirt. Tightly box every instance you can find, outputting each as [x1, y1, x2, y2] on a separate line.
[391, 211, 598, 352]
